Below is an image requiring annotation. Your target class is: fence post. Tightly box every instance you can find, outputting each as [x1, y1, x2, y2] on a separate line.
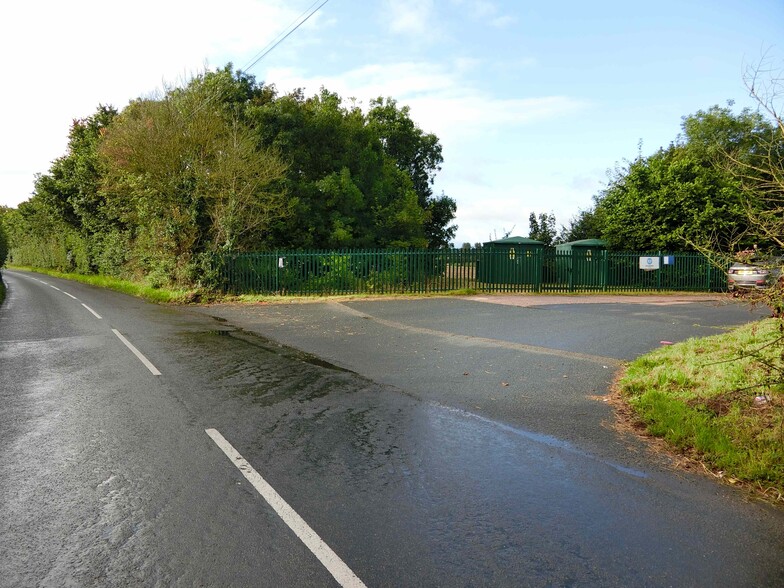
[569, 250, 575, 292]
[536, 248, 543, 293]
[216, 246, 726, 296]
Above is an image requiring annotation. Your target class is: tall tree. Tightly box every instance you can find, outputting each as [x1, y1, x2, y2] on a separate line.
[6, 106, 113, 273]
[558, 208, 604, 243]
[593, 104, 775, 251]
[528, 212, 557, 246]
[721, 63, 784, 253]
[250, 89, 429, 249]
[0, 206, 9, 267]
[33, 105, 118, 234]
[10, 64, 456, 286]
[424, 192, 458, 248]
[99, 72, 290, 283]
[367, 98, 457, 247]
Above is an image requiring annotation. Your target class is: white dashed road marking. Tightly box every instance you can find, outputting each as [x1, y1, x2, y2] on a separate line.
[81, 303, 102, 319]
[205, 428, 367, 588]
[112, 329, 161, 376]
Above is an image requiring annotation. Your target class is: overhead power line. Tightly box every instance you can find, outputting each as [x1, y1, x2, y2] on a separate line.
[242, 0, 332, 73]
[184, 0, 332, 119]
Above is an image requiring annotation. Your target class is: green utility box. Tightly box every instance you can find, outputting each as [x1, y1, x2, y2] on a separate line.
[555, 239, 608, 289]
[477, 236, 544, 286]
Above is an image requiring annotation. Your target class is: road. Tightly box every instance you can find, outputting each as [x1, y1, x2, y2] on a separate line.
[2, 269, 784, 587]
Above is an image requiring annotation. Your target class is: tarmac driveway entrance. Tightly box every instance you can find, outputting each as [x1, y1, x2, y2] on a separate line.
[195, 294, 762, 457]
[189, 294, 784, 586]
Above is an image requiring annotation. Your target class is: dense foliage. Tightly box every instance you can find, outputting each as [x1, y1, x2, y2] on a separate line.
[6, 65, 456, 288]
[572, 104, 781, 252]
[558, 208, 604, 244]
[527, 212, 557, 246]
[0, 206, 9, 268]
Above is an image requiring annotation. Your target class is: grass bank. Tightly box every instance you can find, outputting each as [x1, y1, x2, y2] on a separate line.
[617, 318, 784, 501]
[8, 266, 195, 304]
[8, 267, 483, 306]
[228, 287, 481, 305]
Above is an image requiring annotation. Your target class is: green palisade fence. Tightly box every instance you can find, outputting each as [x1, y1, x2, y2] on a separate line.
[214, 249, 729, 296]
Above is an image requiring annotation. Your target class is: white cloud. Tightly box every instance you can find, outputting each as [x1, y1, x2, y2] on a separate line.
[452, 190, 530, 244]
[265, 61, 586, 144]
[383, 0, 437, 36]
[450, 0, 516, 27]
[490, 15, 517, 28]
[453, 57, 483, 74]
[0, 0, 306, 206]
[447, 176, 599, 246]
[407, 93, 585, 143]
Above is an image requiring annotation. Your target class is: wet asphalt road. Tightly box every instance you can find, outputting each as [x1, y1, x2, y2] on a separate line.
[2, 269, 784, 587]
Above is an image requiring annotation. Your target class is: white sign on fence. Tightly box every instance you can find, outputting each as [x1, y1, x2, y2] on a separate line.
[639, 256, 660, 271]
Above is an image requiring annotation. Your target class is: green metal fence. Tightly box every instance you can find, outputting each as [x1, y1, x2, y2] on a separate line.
[214, 249, 729, 295]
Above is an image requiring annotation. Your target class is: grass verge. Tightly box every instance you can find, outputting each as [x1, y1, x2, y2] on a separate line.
[8, 266, 195, 304]
[617, 318, 784, 502]
[8, 267, 482, 306]
[228, 288, 482, 304]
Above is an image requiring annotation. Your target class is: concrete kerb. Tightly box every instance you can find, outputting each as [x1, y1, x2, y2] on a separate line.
[463, 293, 731, 308]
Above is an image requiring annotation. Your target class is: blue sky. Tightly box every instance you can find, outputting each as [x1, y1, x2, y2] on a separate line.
[1, 0, 781, 245]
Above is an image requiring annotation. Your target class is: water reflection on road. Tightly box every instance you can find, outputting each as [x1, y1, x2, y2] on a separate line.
[169, 324, 784, 587]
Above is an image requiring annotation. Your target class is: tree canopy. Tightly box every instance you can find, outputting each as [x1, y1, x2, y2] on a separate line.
[586, 104, 779, 251]
[6, 65, 457, 287]
[249, 89, 436, 249]
[0, 207, 9, 268]
[528, 212, 557, 246]
[558, 208, 604, 244]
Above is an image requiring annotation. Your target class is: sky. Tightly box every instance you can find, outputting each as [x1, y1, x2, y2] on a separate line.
[1, 0, 782, 246]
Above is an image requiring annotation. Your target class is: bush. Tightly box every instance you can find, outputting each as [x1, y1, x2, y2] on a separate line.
[0, 219, 8, 268]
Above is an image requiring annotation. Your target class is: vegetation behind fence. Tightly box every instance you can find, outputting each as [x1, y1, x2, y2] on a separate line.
[215, 249, 728, 295]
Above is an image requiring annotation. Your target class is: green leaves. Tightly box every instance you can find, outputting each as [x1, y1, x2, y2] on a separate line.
[593, 105, 776, 252]
[0, 208, 8, 268]
[528, 212, 557, 246]
[251, 88, 448, 250]
[367, 97, 455, 248]
[11, 64, 455, 286]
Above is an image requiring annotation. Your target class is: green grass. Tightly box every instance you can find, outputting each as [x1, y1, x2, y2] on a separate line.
[8, 266, 485, 306]
[8, 266, 195, 304]
[618, 319, 784, 499]
[228, 288, 482, 304]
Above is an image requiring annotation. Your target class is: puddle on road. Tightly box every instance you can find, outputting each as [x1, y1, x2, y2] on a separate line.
[174, 326, 646, 481]
[431, 402, 648, 479]
[166, 312, 781, 587]
[176, 328, 361, 407]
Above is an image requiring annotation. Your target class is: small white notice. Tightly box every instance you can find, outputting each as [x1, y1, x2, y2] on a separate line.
[639, 256, 660, 271]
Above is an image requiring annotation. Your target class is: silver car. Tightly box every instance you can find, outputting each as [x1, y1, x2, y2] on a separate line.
[727, 262, 774, 290]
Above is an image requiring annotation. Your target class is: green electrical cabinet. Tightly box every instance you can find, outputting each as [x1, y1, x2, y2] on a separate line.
[555, 239, 608, 290]
[477, 236, 544, 288]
